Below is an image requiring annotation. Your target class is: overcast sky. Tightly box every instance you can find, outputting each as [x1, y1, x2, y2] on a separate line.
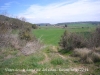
[0, 0, 100, 24]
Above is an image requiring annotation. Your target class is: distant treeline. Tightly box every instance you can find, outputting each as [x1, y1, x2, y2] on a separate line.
[36, 21, 100, 26]
[56, 21, 100, 26]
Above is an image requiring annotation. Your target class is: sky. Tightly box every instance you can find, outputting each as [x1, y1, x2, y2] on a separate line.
[0, 0, 100, 24]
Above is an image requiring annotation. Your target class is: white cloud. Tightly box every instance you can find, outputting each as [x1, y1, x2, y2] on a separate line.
[18, 0, 100, 24]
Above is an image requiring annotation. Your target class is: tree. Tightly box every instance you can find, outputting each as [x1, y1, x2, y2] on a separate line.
[32, 24, 38, 29]
[65, 24, 67, 27]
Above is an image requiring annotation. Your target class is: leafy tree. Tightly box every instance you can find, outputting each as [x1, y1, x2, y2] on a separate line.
[32, 24, 38, 29]
[65, 24, 67, 27]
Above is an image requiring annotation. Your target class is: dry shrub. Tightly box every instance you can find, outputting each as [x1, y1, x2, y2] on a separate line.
[70, 33, 86, 48]
[21, 40, 43, 55]
[73, 48, 90, 57]
[0, 22, 11, 34]
[0, 34, 11, 47]
[73, 48, 100, 63]
[10, 34, 21, 49]
[0, 22, 12, 47]
[87, 26, 100, 48]
[59, 30, 86, 50]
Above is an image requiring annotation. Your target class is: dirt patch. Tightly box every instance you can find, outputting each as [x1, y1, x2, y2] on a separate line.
[39, 52, 49, 64]
[52, 46, 66, 60]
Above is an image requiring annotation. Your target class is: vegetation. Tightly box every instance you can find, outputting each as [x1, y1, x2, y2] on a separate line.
[33, 28, 65, 45]
[87, 26, 100, 49]
[0, 14, 100, 75]
[73, 48, 100, 63]
[50, 57, 64, 65]
[59, 30, 86, 50]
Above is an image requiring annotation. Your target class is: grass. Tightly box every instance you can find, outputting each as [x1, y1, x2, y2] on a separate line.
[0, 24, 99, 75]
[0, 50, 45, 75]
[33, 28, 65, 45]
[73, 48, 100, 63]
[33, 24, 96, 46]
[50, 57, 64, 65]
[0, 46, 100, 75]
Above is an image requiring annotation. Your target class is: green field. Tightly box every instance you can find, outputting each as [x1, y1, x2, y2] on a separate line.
[33, 28, 65, 45]
[33, 24, 96, 45]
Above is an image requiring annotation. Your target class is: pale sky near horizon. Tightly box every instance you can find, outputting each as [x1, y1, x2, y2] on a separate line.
[0, 0, 100, 24]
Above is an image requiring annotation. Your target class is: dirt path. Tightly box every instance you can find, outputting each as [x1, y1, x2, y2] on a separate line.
[52, 46, 66, 60]
[39, 52, 49, 64]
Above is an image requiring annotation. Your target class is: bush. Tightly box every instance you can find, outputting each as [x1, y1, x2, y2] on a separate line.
[87, 26, 100, 49]
[19, 28, 34, 41]
[19, 30, 32, 41]
[72, 48, 90, 57]
[59, 30, 86, 50]
[32, 24, 38, 29]
[70, 33, 86, 48]
[0, 22, 12, 47]
[73, 48, 100, 63]
[0, 22, 11, 34]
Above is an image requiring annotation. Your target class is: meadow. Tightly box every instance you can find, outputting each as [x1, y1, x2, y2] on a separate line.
[33, 24, 96, 45]
[0, 23, 100, 75]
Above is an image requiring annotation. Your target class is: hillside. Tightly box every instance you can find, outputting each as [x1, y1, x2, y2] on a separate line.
[0, 15, 37, 29]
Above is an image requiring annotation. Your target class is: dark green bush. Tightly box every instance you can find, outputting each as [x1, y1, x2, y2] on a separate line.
[32, 24, 38, 29]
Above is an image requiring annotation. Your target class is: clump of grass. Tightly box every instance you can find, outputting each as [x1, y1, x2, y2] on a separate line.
[73, 48, 90, 57]
[73, 48, 100, 63]
[50, 57, 64, 65]
[87, 51, 100, 62]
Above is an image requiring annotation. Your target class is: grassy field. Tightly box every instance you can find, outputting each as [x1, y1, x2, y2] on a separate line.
[33, 24, 96, 45]
[0, 24, 99, 75]
[33, 28, 65, 45]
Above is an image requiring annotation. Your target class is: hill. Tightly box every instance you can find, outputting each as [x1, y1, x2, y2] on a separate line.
[0, 15, 37, 29]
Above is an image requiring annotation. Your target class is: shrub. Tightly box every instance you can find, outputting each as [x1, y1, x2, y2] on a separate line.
[0, 22, 12, 47]
[87, 26, 100, 49]
[82, 51, 100, 63]
[73, 48, 90, 57]
[0, 22, 11, 34]
[59, 30, 70, 50]
[32, 24, 38, 29]
[19, 28, 33, 41]
[59, 30, 86, 50]
[70, 33, 86, 48]
[73, 48, 100, 63]
[19, 31, 31, 41]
